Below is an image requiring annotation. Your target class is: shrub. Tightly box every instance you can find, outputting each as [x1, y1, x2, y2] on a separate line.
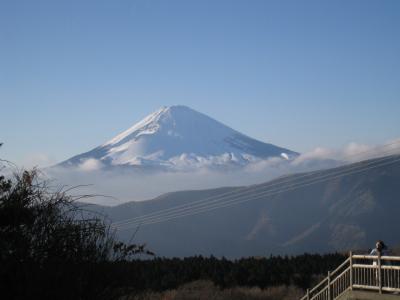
[0, 167, 148, 300]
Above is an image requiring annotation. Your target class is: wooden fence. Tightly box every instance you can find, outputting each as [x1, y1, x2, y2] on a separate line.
[300, 253, 400, 300]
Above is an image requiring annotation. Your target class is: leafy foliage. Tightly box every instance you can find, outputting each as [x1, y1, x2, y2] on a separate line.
[0, 155, 150, 299]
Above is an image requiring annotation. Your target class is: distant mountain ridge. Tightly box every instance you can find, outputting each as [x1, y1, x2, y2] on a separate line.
[60, 105, 298, 170]
[91, 154, 400, 257]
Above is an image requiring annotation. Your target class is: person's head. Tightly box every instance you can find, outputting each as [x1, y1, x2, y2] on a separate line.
[376, 240, 387, 251]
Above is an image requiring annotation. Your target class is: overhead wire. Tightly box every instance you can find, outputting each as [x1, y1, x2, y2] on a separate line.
[113, 154, 400, 229]
[124, 155, 400, 227]
[112, 144, 400, 229]
[112, 140, 400, 227]
[111, 142, 400, 230]
[112, 151, 400, 229]
[112, 142, 400, 228]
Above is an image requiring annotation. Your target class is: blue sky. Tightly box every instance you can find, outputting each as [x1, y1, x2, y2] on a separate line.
[1, 0, 399, 167]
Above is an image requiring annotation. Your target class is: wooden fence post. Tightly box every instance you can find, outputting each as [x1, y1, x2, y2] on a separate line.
[327, 271, 331, 300]
[349, 251, 353, 290]
[307, 288, 310, 300]
[378, 252, 382, 294]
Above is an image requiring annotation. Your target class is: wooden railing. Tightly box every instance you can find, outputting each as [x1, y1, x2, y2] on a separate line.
[300, 253, 400, 300]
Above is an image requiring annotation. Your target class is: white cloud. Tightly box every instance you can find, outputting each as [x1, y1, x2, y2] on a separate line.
[338, 139, 400, 162]
[292, 147, 334, 165]
[79, 158, 104, 172]
[20, 153, 56, 169]
[293, 138, 400, 164]
[44, 137, 400, 206]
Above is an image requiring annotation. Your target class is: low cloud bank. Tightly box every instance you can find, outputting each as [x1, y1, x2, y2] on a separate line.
[294, 139, 400, 164]
[78, 158, 104, 171]
[19, 153, 57, 169]
[42, 139, 400, 206]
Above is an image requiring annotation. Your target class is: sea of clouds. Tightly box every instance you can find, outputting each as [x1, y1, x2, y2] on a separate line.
[30, 139, 399, 206]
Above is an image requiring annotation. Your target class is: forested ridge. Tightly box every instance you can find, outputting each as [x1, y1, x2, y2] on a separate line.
[107, 253, 345, 292]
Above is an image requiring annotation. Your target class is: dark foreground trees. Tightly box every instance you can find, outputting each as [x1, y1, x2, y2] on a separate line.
[108, 253, 344, 294]
[0, 166, 150, 300]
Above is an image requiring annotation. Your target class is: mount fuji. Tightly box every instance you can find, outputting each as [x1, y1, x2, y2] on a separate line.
[59, 105, 298, 171]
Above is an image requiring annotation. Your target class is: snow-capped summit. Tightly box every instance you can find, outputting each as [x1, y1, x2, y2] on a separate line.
[60, 105, 298, 170]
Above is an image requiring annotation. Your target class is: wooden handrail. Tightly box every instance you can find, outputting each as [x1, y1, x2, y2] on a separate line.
[300, 254, 400, 300]
[330, 257, 350, 277]
[310, 286, 328, 300]
[309, 276, 328, 294]
[352, 255, 400, 261]
[330, 267, 349, 285]
[352, 264, 378, 269]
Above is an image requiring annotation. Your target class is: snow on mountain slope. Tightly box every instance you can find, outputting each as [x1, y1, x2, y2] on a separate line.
[59, 105, 298, 170]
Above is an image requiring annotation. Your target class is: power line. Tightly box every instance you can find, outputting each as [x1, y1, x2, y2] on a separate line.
[112, 150, 400, 230]
[130, 155, 400, 227]
[114, 155, 395, 229]
[112, 141, 400, 228]
[113, 152, 400, 230]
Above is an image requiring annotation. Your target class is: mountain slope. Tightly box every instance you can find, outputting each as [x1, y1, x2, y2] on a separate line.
[60, 105, 298, 170]
[92, 154, 400, 257]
